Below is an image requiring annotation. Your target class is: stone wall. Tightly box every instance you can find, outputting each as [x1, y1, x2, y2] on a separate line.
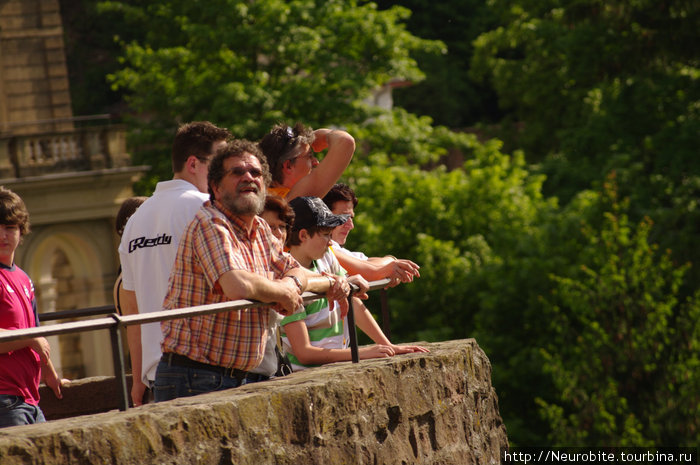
[0, 0, 74, 135]
[0, 339, 508, 465]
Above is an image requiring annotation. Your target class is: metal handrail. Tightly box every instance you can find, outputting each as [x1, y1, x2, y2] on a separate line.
[0, 278, 392, 411]
[35, 292, 392, 334]
[38, 305, 117, 322]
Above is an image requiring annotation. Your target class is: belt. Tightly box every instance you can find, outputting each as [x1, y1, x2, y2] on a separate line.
[163, 352, 268, 383]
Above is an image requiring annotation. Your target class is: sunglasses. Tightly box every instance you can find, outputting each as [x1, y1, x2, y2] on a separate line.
[283, 126, 295, 140]
[226, 166, 263, 178]
[281, 126, 298, 157]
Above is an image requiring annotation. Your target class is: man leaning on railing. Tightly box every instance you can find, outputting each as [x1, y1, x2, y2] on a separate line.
[154, 140, 350, 402]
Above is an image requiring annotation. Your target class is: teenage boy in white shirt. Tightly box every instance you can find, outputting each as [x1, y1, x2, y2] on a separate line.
[118, 121, 230, 406]
[322, 183, 420, 286]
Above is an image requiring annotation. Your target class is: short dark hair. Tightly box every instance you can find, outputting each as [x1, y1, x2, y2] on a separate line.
[264, 195, 295, 237]
[171, 121, 231, 173]
[322, 183, 358, 211]
[0, 187, 30, 236]
[286, 225, 333, 248]
[208, 139, 271, 201]
[115, 196, 147, 236]
[258, 122, 315, 185]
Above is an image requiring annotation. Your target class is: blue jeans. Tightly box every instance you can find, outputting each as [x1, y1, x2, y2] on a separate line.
[0, 395, 46, 428]
[154, 359, 248, 402]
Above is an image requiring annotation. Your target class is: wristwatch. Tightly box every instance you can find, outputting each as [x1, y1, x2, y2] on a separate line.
[288, 275, 303, 293]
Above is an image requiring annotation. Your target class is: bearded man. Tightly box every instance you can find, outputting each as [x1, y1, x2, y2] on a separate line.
[154, 140, 311, 402]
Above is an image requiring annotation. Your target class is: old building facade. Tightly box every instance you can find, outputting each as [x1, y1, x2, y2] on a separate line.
[0, 0, 146, 378]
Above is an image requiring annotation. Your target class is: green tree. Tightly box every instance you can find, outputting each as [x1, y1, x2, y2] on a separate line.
[469, 179, 583, 446]
[60, 0, 140, 117]
[98, 0, 442, 192]
[75, 0, 700, 449]
[537, 178, 700, 446]
[470, 173, 700, 446]
[375, 0, 502, 128]
[470, 0, 700, 297]
[471, 0, 699, 168]
[341, 109, 553, 344]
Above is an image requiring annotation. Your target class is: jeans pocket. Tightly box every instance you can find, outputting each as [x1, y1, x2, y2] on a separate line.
[189, 370, 223, 394]
[0, 395, 22, 411]
[153, 371, 182, 402]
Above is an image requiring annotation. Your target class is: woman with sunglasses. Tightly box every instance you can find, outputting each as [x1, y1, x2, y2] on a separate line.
[258, 123, 355, 201]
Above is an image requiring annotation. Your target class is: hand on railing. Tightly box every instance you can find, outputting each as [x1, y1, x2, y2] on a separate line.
[347, 275, 369, 299]
[275, 278, 305, 316]
[388, 259, 420, 286]
[324, 274, 350, 303]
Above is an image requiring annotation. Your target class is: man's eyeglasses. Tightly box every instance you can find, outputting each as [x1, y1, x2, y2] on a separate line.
[226, 166, 263, 178]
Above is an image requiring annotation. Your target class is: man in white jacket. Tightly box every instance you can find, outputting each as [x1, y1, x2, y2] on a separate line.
[118, 121, 230, 406]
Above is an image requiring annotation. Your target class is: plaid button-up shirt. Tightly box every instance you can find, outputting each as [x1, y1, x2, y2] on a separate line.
[161, 200, 298, 371]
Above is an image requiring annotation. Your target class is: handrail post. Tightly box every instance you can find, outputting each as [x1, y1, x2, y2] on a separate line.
[346, 284, 359, 363]
[108, 314, 129, 411]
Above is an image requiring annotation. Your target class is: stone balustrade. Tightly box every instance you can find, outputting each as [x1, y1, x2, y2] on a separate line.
[0, 339, 508, 465]
[0, 124, 130, 179]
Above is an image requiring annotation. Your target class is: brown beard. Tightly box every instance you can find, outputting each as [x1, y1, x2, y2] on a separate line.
[219, 184, 265, 215]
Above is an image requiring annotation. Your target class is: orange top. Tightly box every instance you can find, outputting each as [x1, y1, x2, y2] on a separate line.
[268, 186, 290, 198]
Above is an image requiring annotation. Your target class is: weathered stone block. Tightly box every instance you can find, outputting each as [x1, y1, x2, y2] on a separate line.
[8, 93, 52, 111]
[0, 14, 38, 30]
[38, 376, 135, 421]
[0, 339, 508, 465]
[0, 50, 45, 67]
[3, 63, 49, 81]
[40, 12, 62, 28]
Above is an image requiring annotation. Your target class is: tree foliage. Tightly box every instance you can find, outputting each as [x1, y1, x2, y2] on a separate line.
[375, 0, 502, 127]
[99, 0, 442, 191]
[468, 5, 700, 444]
[537, 178, 700, 446]
[58, 0, 700, 448]
[59, 0, 138, 116]
[470, 0, 700, 236]
[342, 111, 551, 341]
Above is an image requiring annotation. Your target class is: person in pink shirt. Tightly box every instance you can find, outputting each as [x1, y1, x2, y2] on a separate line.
[0, 187, 67, 428]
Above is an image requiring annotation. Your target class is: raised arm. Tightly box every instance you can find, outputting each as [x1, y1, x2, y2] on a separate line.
[287, 129, 355, 200]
